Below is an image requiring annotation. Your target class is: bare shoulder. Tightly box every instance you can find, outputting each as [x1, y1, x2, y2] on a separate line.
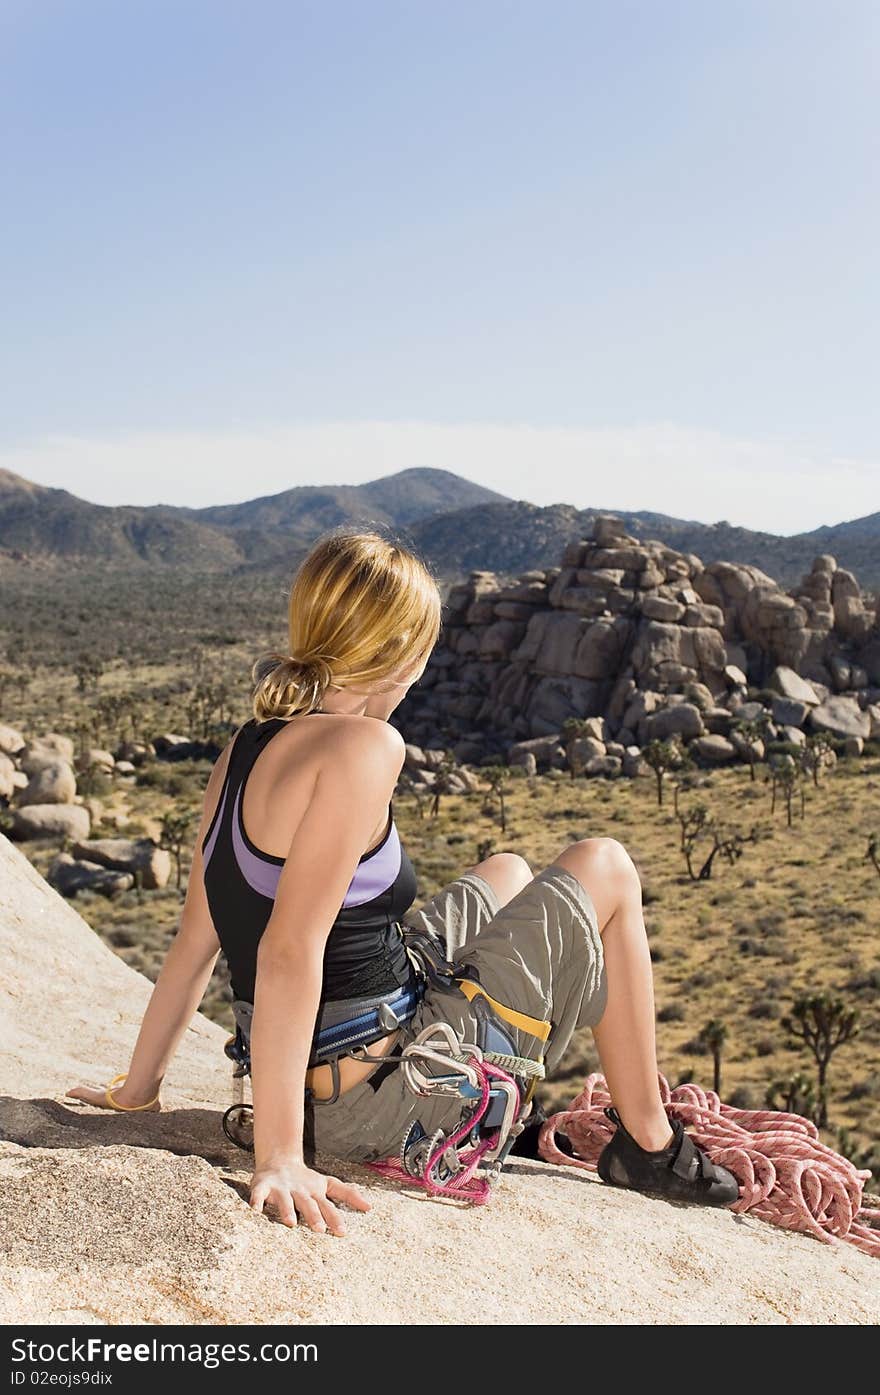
[313, 714, 406, 770]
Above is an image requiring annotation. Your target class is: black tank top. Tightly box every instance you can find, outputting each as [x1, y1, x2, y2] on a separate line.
[202, 715, 419, 1006]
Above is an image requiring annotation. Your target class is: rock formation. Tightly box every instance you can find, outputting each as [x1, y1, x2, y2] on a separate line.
[397, 513, 880, 776]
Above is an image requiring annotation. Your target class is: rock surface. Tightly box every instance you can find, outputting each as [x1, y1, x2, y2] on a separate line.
[1, 831, 877, 1326]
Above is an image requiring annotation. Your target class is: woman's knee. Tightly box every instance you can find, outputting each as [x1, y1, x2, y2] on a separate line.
[468, 851, 533, 904]
[554, 837, 641, 919]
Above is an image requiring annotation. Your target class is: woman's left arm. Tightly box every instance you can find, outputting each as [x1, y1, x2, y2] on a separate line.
[67, 737, 234, 1110]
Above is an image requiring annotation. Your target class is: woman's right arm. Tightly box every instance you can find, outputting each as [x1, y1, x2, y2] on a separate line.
[247, 717, 406, 1236]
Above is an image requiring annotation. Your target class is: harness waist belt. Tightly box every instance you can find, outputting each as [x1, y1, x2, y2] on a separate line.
[230, 977, 425, 1069]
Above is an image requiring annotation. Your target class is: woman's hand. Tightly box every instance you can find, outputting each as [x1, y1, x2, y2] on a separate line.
[249, 1159, 372, 1236]
[65, 1076, 162, 1112]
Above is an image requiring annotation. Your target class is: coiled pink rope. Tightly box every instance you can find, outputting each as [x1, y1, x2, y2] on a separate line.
[537, 1071, 880, 1258]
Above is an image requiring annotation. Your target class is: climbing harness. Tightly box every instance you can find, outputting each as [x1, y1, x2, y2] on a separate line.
[357, 929, 548, 1202]
[220, 926, 547, 1201]
[221, 976, 425, 1148]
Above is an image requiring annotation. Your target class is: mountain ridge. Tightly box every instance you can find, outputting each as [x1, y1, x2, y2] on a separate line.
[0, 466, 877, 590]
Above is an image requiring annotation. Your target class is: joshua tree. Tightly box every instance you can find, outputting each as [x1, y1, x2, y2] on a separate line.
[677, 801, 713, 873]
[730, 716, 766, 782]
[767, 755, 804, 826]
[801, 731, 837, 788]
[561, 717, 592, 779]
[159, 809, 196, 892]
[0, 665, 17, 714]
[396, 769, 427, 821]
[677, 802, 760, 880]
[429, 750, 460, 819]
[781, 992, 860, 1128]
[697, 1018, 727, 1093]
[641, 736, 689, 808]
[73, 654, 104, 695]
[480, 764, 517, 835]
[765, 1071, 818, 1121]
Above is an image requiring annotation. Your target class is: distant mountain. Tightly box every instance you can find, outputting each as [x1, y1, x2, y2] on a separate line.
[0, 467, 505, 570]
[188, 466, 506, 531]
[0, 469, 242, 567]
[0, 466, 877, 594]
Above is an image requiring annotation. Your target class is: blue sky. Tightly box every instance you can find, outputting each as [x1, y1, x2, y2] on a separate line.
[0, 0, 877, 531]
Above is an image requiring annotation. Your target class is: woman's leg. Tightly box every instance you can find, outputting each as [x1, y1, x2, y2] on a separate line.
[552, 837, 674, 1152]
[461, 851, 534, 906]
[407, 841, 672, 1151]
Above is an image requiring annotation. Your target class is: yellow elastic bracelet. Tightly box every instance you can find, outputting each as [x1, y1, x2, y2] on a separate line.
[104, 1072, 161, 1112]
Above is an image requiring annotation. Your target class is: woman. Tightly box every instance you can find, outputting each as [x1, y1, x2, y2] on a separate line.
[68, 528, 739, 1235]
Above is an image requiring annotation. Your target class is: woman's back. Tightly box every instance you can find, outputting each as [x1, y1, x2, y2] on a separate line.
[203, 714, 418, 1006]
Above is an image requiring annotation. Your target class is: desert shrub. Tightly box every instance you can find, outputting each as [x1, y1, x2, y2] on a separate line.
[846, 967, 880, 995]
[108, 926, 139, 948]
[747, 997, 778, 1020]
[683, 970, 713, 989]
[739, 937, 774, 957]
[845, 1074, 880, 1101]
[657, 1003, 685, 1023]
[727, 1085, 758, 1109]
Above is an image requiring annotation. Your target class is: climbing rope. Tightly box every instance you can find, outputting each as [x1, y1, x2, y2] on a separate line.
[536, 1071, 880, 1259]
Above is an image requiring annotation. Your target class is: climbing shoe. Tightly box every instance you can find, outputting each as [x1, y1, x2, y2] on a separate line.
[597, 1105, 740, 1207]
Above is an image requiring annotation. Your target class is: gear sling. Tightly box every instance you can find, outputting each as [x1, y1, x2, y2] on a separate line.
[221, 926, 548, 1201]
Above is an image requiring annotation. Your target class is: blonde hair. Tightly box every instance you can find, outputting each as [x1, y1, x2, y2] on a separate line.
[251, 528, 442, 722]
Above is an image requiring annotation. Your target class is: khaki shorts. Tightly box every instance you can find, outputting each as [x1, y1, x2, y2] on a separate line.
[309, 863, 608, 1165]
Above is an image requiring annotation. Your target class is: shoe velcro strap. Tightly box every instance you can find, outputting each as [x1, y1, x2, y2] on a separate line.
[670, 1127, 716, 1182]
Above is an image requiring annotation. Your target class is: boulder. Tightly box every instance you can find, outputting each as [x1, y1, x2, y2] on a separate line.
[506, 736, 567, 772]
[691, 735, 738, 763]
[9, 804, 91, 841]
[70, 838, 171, 890]
[641, 596, 686, 623]
[16, 759, 77, 807]
[569, 737, 606, 768]
[767, 667, 820, 706]
[771, 696, 808, 727]
[622, 747, 648, 777]
[0, 723, 25, 755]
[47, 854, 134, 899]
[0, 751, 15, 801]
[583, 754, 623, 777]
[645, 703, 705, 743]
[808, 696, 871, 741]
[22, 733, 76, 767]
[85, 748, 116, 771]
[780, 726, 807, 748]
[730, 729, 765, 762]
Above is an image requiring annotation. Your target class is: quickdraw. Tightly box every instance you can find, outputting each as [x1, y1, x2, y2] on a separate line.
[363, 1019, 533, 1204]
